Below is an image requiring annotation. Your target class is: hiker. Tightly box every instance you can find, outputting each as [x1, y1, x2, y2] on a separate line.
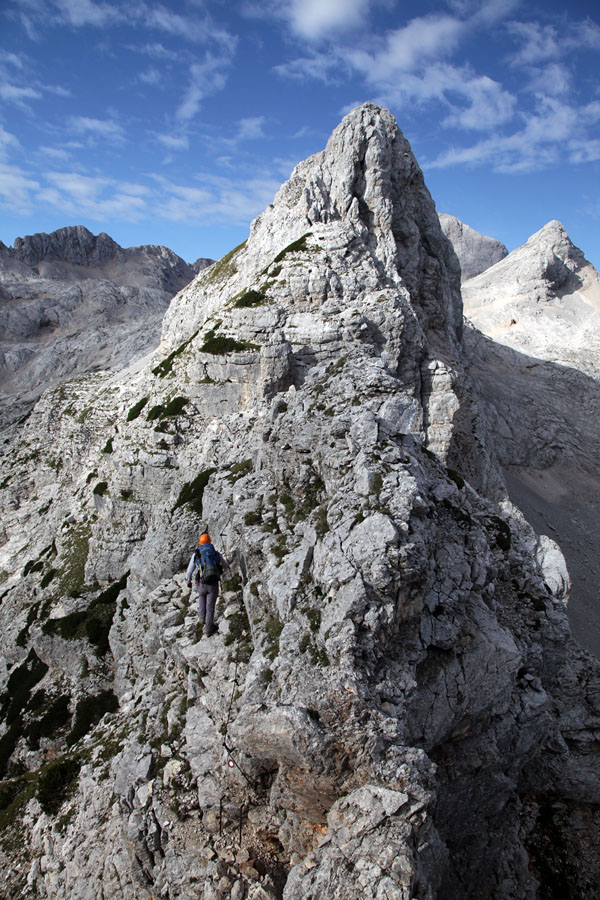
[186, 532, 227, 636]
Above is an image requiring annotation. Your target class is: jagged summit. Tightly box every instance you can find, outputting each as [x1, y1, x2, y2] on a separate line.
[164, 103, 463, 378]
[463, 219, 594, 307]
[462, 219, 600, 371]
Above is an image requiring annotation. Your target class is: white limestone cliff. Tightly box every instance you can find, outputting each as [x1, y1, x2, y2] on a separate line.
[0, 104, 598, 900]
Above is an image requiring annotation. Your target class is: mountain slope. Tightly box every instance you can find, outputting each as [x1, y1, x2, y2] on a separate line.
[0, 104, 599, 900]
[461, 220, 600, 654]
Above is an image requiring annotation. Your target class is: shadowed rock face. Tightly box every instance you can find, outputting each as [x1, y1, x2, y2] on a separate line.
[0, 104, 599, 900]
[438, 213, 508, 282]
[0, 226, 211, 421]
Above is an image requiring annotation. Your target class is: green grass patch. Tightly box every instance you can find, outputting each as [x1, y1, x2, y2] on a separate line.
[37, 756, 82, 815]
[203, 240, 247, 284]
[173, 467, 217, 516]
[264, 613, 283, 662]
[152, 330, 199, 378]
[223, 602, 253, 663]
[233, 288, 267, 308]
[93, 481, 108, 496]
[101, 437, 114, 454]
[42, 573, 129, 656]
[273, 232, 311, 265]
[126, 396, 149, 421]
[200, 330, 259, 354]
[227, 458, 253, 483]
[147, 396, 189, 421]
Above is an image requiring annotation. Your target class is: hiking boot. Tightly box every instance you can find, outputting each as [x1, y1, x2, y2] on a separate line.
[197, 617, 205, 625]
[204, 625, 217, 637]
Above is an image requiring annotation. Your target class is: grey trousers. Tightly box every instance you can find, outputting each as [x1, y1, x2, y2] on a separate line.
[195, 581, 218, 630]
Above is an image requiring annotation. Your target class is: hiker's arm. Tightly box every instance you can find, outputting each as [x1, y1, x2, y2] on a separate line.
[185, 555, 195, 585]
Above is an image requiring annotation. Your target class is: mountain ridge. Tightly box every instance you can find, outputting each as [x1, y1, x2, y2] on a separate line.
[0, 104, 599, 900]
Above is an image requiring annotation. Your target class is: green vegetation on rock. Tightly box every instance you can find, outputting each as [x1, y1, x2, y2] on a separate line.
[173, 467, 217, 516]
[273, 232, 311, 265]
[126, 397, 149, 421]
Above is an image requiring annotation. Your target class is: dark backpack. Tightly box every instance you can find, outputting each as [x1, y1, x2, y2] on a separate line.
[195, 545, 220, 585]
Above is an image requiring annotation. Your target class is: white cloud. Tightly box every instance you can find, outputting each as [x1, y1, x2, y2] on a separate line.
[53, 0, 124, 27]
[366, 14, 465, 77]
[67, 115, 126, 143]
[507, 22, 561, 66]
[155, 133, 190, 151]
[245, 0, 371, 41]
[442, 71, 516, 131]
[139, 67, 162, 86]
[0, 162, 40, 213]
[176, 55, 231, 122]
[274, 51, 345, 83]
[39, 171, 148, 220]
[0, 126, 21, 155]
[236, 116, 267, 141]
[286, 0, 370, 40]
[428, 95, 599, 173]
[0, 82, 42, 106]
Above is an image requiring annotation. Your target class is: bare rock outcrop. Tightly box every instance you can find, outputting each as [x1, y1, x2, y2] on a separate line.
[0, 104, 598, 900]
[438, 213, 507, 281]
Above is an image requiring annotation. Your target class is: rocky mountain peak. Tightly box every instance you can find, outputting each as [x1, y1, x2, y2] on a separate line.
[438, 213, 507, 281]
[10, 225, 122, 267]
[463, 218, 592, 306]
[164, 103, 462, 365]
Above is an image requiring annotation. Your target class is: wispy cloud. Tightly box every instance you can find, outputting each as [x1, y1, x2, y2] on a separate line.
[0, 82, 43, 107]
[236, 116, 267, 142]
[10, 0, 238, 48]
[138, 67, 162, 86]
[155, 133, 190, 152]
[176, 55, 232, 123]
[67, 115, 126, 143]
[429, 97, 600, 173]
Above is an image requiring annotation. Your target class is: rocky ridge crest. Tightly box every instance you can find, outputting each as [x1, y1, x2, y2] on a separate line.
[0, 104, 599, 900]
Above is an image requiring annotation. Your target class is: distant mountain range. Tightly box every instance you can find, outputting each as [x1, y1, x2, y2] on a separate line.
[0, 225, 212, 421]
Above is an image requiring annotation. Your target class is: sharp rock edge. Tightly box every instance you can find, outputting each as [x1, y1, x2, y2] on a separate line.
[0, 103, 599, 900]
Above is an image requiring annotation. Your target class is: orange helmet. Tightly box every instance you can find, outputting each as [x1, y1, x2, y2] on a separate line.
[199, 533, 211, 545]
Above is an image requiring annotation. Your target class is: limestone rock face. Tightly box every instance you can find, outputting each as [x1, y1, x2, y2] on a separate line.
[0, 226, 209, 421]
[0, 104, 599, 900]
[438, 213, 508, 281]
[462, 221, 600, 654]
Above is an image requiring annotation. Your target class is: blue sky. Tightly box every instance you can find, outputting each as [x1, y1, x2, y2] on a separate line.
[1, 0, 599, 270]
